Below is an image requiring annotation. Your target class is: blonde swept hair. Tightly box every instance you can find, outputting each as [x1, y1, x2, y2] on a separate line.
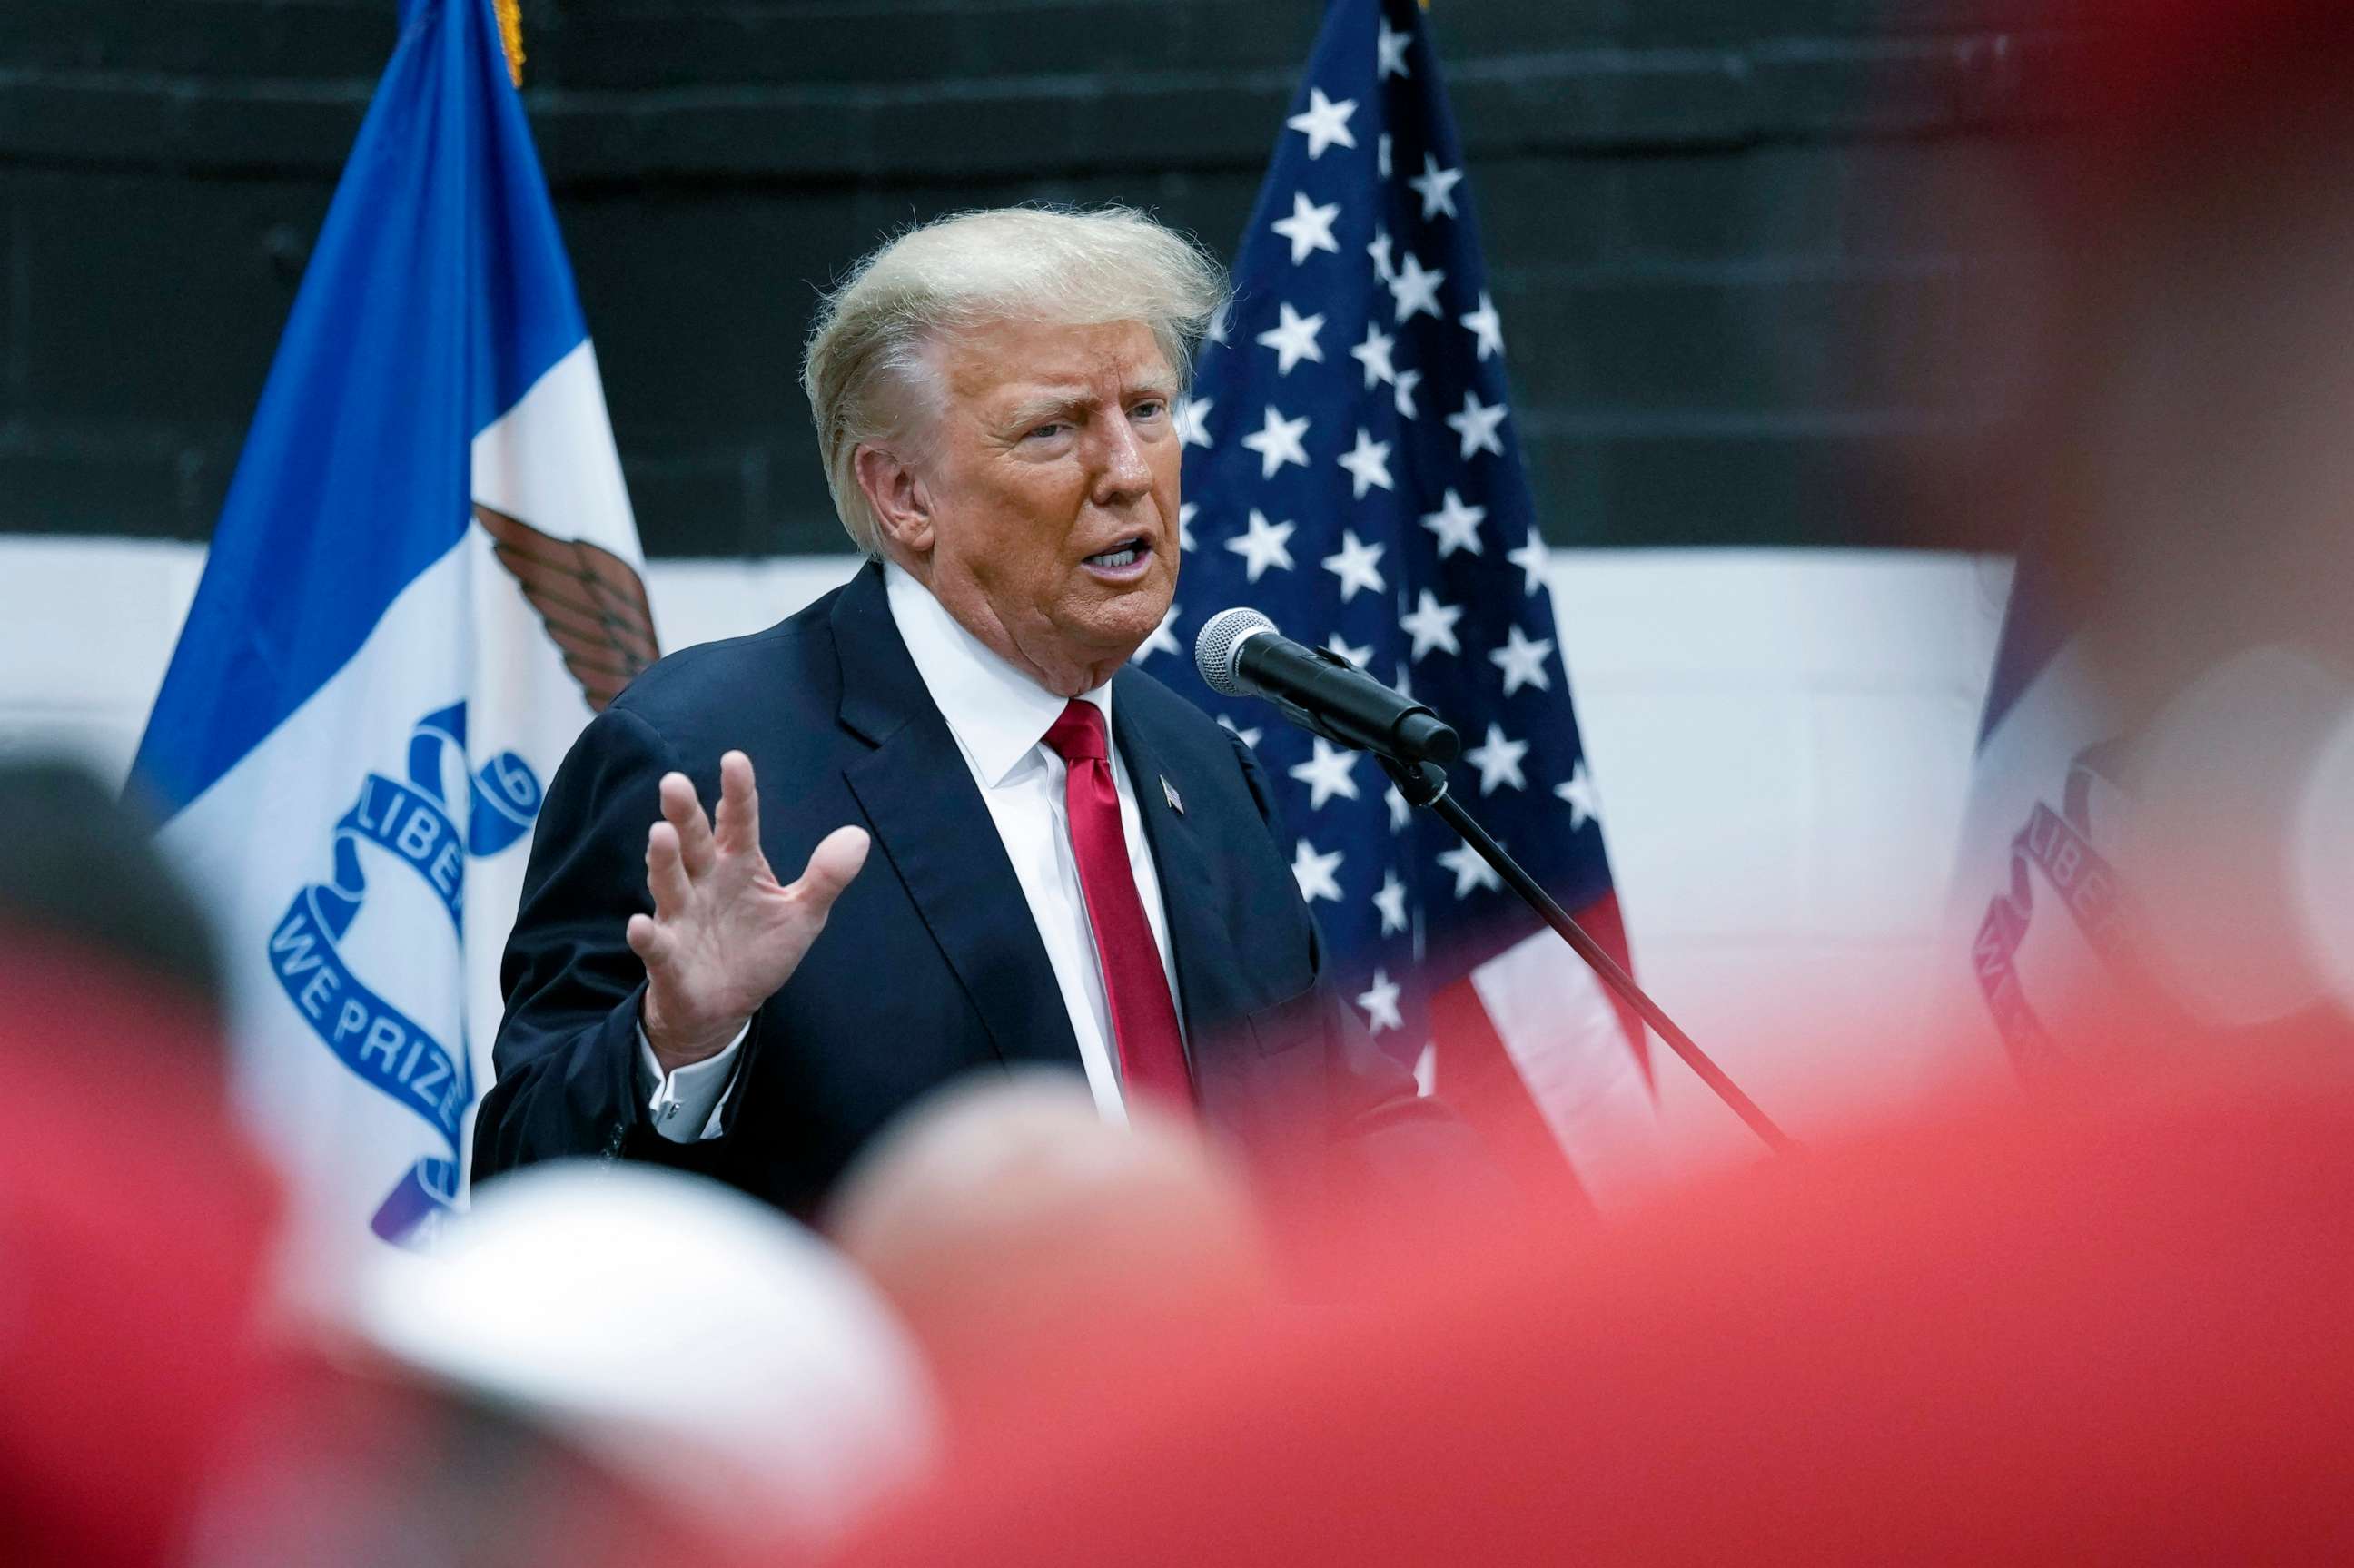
[801, 205, 1229, 557]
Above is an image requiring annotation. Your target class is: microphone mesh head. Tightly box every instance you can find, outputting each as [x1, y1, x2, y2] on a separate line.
[1194, 607, 1277, 696]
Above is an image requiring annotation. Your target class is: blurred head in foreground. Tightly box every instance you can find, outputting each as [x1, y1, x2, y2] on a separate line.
[190, 1366, 743, 1568]
[191, 1156, 943, 1568]
[313, 1161, 938, 1559]
[0, 760, 277, 1568]
[0, 758, 227, 1039]
[824, 1072, 1275, 1411]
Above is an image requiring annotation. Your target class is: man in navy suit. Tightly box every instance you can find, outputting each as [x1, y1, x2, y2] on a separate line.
[474, 207, 1467, 1221]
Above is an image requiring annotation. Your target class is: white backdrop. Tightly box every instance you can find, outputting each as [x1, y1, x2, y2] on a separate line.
[0, 537, 2011, 1172]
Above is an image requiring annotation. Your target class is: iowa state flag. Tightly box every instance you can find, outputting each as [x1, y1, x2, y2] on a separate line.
[130, 0, 656, 1263]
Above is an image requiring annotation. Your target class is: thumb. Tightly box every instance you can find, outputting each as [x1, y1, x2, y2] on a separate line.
[793, 824, 871, 912]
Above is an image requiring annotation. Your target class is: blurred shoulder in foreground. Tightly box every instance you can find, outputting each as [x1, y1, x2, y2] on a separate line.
[838, 1037, 2354, 1566]
[0, 757, 276, 1568]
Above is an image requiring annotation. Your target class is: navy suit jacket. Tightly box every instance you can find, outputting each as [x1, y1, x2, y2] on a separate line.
[473, 562, 1469, 1219]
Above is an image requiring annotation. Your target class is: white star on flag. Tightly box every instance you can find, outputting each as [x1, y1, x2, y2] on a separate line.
[1508, 529, 1548, 595]
[1216, 713, 1262, 751]
[1377, 17, 1412, 79]
[1176, 500, 1198, 551]
[1372, 868, 1409, 934]
[1384, 783, 1410, 833]
[1355, 969, 1404, 1034]
[1337, 427, 1394, 498]
[1445, 388, 1508, 460]
[1459, 290, 1505, 360]
[1367, 228, 1395, 282]
[1224, 508, 1296, 582]
[1400, 588, 1463, 660]
[1291, 838, 1345, 903]
[1388, 251, 1446, 322]
[1488, 623, 1555, 695]
[1392, 367, 1422, 419]
[1241, 405, 1311, 478]
[1409, 154, 1463, 220]
[1463, 722, 1529, 794]
[1287, 736, 1362, 810]
[1324, 631, 1373, 669]
[1256, 301, 1326, 375]
[1350, 321, 1397, 390]
[1555, 761, 1600, 830]
[1320, 528, 1386, 601]
[1175, 394, 1213, 450]
[1271, 190, 1342, 266]
[1436, 841, 1503, 899]
[1285, 86, 1359, 159]
[1132, 602, 1181, 663]
[1419, 488, 1485, 557]
[1377, 132, 1392, 179]
[1204, 302, 1229, 345]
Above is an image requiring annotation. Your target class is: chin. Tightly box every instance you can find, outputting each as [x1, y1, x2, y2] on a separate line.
[1116, 575, 1176, 631]
[1063, 581, 1172, 663]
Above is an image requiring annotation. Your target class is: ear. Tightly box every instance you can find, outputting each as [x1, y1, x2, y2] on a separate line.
[854, 443, 935, 557]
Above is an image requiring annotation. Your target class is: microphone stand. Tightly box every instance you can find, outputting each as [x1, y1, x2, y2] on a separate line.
[1378, 754, 1798, 1156]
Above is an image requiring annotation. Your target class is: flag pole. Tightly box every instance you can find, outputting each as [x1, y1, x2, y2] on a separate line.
[494, 0, 526, 87]
[1380, 754, 1801, 1155]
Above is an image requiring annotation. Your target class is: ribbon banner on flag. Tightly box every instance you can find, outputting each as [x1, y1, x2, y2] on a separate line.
[131, 0, 656, 1255]
[1967, 739, 2150, 1074]
[1153, 0, 1657, 1194]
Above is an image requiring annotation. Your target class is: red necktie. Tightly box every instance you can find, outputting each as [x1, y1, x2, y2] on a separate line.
[1042, 699, 1194, 1113]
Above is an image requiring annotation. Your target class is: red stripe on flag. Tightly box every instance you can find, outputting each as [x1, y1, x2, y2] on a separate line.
[1429, 975, 1595, 1215]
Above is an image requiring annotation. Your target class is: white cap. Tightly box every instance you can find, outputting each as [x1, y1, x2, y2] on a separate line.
[353, 1161, 936, 1548]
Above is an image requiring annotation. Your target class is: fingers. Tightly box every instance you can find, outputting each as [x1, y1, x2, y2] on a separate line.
[658, 772, 717, 878]
[624, 911, 672, 970]
[713, 750, 760, 857]
[644, 819, 693, 920]
[792, 824, 871, 914]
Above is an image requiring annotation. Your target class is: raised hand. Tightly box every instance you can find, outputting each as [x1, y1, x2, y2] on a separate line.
[625, 750, 870, 1072]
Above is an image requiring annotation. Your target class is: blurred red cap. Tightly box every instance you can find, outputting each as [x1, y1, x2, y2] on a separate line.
[0, 931, 279, 1568]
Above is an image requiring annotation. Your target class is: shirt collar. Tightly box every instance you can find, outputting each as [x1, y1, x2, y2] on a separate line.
[884, 560, 1114, 787]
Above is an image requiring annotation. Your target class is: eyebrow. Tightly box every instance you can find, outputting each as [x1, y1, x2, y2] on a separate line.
[999, 376, 1180, 430]
[1000, 390, 1089, 429]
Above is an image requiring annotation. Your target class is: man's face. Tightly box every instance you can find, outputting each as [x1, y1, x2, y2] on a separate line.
[909, 317, 1183, 695]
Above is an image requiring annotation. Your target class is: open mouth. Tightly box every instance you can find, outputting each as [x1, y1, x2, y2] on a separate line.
[1082, 537, 1152, 576]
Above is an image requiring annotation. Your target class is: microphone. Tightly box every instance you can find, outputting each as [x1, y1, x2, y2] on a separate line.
[1194, 608, 1459, 765]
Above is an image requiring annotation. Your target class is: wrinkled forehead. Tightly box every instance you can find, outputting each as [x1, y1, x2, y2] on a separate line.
[932, 316, 1177, 412]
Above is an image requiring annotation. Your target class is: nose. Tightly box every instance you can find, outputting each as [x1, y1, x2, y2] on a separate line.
[1090, 412, 1155, 508]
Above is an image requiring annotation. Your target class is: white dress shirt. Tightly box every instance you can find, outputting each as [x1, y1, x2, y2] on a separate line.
[638, 563, 1182, 1140]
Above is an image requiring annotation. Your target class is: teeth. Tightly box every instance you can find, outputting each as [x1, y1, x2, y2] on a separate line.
[1089, 547, 1141, 568]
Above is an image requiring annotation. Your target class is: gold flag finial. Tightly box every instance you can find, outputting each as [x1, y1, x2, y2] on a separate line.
[494, 0, 526, 87]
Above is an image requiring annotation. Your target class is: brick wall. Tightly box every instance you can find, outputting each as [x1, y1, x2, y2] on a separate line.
[0, 0, 2065, 555]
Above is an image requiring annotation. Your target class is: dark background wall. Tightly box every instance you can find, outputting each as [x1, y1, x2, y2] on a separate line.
[0, 0, 2068, 557]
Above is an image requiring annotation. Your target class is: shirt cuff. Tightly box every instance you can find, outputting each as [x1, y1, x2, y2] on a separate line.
[637, 1020, 748, 1144]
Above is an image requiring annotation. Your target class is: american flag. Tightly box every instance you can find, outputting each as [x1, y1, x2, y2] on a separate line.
[1134, 0, 1655, 1186]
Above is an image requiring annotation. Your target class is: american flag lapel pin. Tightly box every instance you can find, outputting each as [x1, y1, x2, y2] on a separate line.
[1162, 775, 1184, 814]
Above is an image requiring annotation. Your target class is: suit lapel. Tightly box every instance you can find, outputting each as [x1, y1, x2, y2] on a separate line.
[1110, 674, 1241, 1043]
[830, 566, 1083, 1074]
